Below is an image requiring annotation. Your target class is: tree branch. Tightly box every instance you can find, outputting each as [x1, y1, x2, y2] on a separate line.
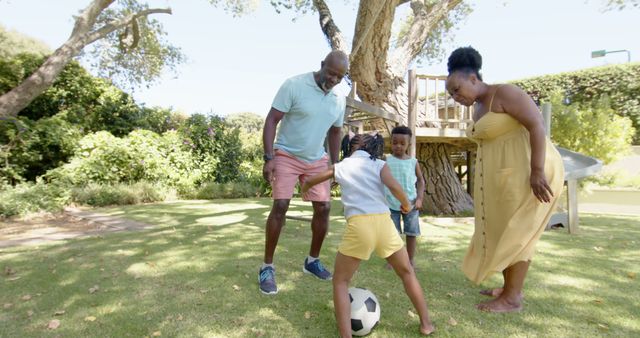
[389, 0, 463, 76]
[85, 8, 172, 45]
[312, 0, 348, 52]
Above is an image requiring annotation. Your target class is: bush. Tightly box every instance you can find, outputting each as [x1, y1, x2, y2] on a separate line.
[195, 181, 258, 199]
[512, 63, 640, 143]
[0, 181, 70, 217]
[546, 93, 634, 164]
[48, 129, 199, 186]
[71, 182, 168, 207]
[179, 114, 242, 184]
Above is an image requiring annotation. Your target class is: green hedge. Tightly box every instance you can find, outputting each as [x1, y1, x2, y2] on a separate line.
[511, 63, 640, 143]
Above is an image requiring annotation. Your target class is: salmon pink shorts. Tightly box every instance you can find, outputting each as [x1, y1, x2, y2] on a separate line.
[271, 150, 331, 202]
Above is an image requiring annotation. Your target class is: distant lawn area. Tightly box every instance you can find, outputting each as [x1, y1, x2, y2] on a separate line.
[1, 198, 638, 337]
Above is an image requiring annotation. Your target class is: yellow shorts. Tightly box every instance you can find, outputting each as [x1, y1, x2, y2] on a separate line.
[338, 213, 405, 260]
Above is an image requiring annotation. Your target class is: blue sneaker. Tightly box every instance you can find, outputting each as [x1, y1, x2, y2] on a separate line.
[259, 266, 278, 295]
[303, 257, 332, 280]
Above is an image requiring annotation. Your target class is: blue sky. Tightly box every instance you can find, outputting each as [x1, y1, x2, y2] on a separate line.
[1, 0, 638, 116]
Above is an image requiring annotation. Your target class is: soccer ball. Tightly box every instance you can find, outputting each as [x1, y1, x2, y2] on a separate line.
[349, 287, 380, 336]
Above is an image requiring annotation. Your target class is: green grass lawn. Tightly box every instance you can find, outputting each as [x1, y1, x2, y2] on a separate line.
[1, 198, 639, 337]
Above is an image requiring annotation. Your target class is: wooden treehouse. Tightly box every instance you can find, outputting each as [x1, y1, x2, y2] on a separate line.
[345, 70, 475, 215]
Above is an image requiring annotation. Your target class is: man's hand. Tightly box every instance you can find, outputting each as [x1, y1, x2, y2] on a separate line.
[263, 160, 276, 184]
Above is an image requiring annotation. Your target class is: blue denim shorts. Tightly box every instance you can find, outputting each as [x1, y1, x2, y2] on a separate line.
[390, 208, 421, 236]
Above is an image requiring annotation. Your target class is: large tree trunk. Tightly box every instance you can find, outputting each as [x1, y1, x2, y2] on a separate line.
[0, 0, 171, 118]
[418, 143, 473, 214]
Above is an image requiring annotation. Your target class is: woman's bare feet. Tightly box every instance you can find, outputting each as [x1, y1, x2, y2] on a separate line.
[420, 322, 435, 335]
[479, 287, 523, 299]
[479, 287, 504, 297]
[476, 295, 523, 313]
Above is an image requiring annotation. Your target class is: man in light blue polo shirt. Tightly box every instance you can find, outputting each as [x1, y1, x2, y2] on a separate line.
[259, 50, 348, 295]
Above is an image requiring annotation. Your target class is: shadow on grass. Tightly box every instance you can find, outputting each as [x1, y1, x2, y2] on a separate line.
[0, 200, 638, 337]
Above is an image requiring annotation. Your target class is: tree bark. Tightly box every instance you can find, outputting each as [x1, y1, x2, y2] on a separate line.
[0, 0, 171, 118]
[418, 142, 473, 215]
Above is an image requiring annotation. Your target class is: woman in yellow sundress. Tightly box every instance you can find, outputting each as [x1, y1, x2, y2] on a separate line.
[445, 47, 564, 313]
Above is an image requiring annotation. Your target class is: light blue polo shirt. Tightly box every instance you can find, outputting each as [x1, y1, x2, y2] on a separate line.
[272, 72, 346, 162]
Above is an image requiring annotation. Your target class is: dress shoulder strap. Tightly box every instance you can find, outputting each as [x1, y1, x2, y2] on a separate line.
[489, 85, 502, 112]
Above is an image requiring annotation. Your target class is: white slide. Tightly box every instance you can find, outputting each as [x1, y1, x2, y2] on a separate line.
[548, 147, 602, 232]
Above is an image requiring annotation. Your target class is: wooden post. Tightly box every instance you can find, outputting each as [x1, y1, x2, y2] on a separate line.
[408, 69, 418, 157]
[541, 102, 552, 136]
[567, 178, 579, 234]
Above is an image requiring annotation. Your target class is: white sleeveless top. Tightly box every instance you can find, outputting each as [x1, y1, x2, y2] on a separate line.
[334, 150, 390, 219]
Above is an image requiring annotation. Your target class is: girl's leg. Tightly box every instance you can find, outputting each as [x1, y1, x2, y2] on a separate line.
[333, 252, 361, 338]
[476, 260, 529, 312]
[386, 249, 434, 335]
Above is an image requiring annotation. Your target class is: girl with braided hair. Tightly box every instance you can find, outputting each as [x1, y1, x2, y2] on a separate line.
[302, 133, 434, 337]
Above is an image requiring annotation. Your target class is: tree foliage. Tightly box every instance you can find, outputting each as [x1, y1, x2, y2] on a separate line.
[546, 93, 633, 164]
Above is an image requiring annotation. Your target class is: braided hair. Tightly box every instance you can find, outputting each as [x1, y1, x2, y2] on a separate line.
[343, 133, 384, 160]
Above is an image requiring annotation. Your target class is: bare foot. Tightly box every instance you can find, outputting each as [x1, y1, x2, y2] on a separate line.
[479, 287, 503, 297]
[476, 295, 523, 313]
[420, 322, 435, 335]
[479, 288, 523, 299]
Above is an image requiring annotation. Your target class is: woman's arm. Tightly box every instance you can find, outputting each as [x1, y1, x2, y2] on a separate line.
[301, 166, 335, 194]
[380, 164, 411, 213]
[499, 84, 554, 203]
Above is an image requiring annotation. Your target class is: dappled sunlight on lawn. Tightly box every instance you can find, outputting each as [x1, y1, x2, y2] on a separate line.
[1, 200, 638, 337]
[195, 213, 248, 227]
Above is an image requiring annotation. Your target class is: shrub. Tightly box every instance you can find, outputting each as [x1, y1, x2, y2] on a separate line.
[195, 181, 258, 199]
[512, 63, 640, 143]
[71, 182, 168, 207]
[48, 129, 199, 187]
[0, 180, 70, 217]
[546, 93, 634, 164]
[179, 114, 242, 184]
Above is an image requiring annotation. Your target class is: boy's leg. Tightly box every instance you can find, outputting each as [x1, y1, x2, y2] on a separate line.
[402, 209, 421, 268]
[406, 236, 417, 266]
[386, 249, 434, 335]
[333, 252, 361, 338]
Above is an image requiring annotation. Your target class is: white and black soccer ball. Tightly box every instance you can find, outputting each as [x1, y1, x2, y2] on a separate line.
[348, 287, 380, 336]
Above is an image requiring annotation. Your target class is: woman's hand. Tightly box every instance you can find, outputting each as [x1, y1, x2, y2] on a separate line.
[530, 169, 553, 203]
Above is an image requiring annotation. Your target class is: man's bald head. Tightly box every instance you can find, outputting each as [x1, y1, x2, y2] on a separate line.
[324, 50, 349, 69]
[317, 50, 349, 93]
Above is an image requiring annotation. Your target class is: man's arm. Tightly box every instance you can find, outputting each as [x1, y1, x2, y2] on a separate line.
[327, 125, 342, 164]
[262, 108, 285, 182]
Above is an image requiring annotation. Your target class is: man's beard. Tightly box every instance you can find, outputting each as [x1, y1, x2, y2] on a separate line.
[321, 81, 330, 92]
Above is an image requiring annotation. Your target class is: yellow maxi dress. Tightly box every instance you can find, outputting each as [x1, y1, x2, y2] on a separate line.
[462, 111, 565, 284]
